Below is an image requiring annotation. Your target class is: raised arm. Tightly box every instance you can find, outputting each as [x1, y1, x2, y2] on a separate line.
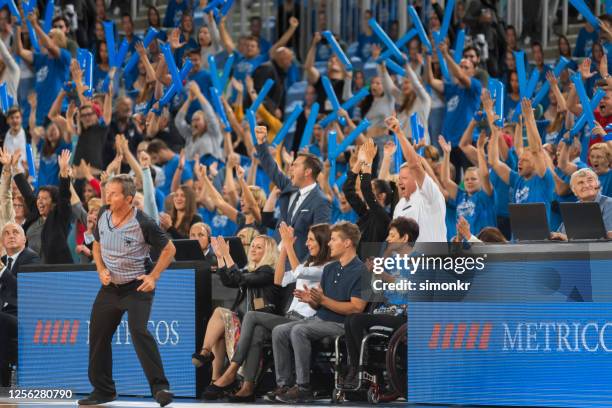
[440, 41, 471, 88]
[218, 16, 235, 54]
[15, 26, 33, 64]
[438, 136, 458, 199]
[458, 118, 479, 165]
[477, 134, 493, 196]
[0, 32, 19, 76]
[270, 17, 299, 57]
[488, 124, 511, 184]
[521, 98, 547, 177]
[135, 42, 157, 83]
[29, 13, 60, 58]
[424, 54, 444, 94]
[253, 126, 291, 190]
[305, 33, 322, 85]
[386, 116, 426, 187]
[557, 135, 578, 175]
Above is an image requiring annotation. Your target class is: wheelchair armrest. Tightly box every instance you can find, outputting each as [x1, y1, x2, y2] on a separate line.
[369, 325, 395, 334]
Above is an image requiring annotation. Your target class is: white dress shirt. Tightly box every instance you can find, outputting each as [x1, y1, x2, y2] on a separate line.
[393, 174, 447, 242]
[288, 182, 317, 221]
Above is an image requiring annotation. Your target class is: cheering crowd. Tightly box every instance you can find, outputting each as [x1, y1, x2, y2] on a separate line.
[0, 0, 612, 403]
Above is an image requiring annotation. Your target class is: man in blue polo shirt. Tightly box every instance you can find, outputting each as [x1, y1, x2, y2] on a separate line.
[271, 222, 367, 404]
[145, 140, 193, 196]
[490, 99, 555, 223]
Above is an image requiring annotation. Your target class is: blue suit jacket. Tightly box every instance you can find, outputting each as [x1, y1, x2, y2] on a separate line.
[256, 143, 331, 261]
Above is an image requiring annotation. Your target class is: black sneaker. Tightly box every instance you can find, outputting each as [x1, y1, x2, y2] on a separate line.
[77, 392, 117, 405]
[276, 384, 314, 403]
[154, 389, 173, 407]
[264, 385, 290, 402]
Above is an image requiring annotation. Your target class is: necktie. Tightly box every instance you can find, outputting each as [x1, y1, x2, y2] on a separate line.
[287, 191, 301, 223]
[5, 257, 12, 274]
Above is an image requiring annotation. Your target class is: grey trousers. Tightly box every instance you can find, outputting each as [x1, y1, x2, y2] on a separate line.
[231, 311, 298, 382]
[271, 316, 344, 386]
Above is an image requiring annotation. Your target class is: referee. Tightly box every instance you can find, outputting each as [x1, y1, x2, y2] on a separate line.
[78, 175, 176, 407]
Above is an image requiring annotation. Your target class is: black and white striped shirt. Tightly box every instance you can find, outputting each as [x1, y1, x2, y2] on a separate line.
[94, 206, 169, 284]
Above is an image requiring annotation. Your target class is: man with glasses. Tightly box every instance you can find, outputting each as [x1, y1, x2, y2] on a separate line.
[72, 88, 113, 172]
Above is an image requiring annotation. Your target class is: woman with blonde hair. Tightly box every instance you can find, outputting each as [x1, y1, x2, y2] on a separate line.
[192, 235, 280, 389]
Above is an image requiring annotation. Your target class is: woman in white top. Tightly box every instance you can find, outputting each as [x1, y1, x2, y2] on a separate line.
[203, 222, 332, 402]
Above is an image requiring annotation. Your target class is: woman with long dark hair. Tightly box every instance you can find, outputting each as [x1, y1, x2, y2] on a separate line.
[147, 6, 167, 41]
[203, 223, 332, 401]
[160, 185, 203, 239]
[558, 35, 578, 71]
[343, 139, 397, 257]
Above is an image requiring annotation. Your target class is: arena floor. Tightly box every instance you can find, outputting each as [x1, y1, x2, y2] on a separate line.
[0, 397, 414, 407]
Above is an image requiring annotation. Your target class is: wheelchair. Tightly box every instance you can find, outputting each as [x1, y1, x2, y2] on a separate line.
[331, 321, 407, 404]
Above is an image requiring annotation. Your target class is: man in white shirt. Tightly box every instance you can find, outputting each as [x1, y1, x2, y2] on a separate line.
[386, 116, 447, 242]
[3, 107, 26, 172]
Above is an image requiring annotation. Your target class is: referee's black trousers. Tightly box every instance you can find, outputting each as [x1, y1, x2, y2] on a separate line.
[88, 282, 169, 396]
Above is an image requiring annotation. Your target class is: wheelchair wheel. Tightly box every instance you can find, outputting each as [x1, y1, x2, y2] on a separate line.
[386, 323, 407, 398]
[367, 386, 380, 404]
[331, 388, 345, 404]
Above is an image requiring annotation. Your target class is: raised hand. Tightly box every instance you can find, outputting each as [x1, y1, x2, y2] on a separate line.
[480, 88, 494, 116]
[361, 138, 377, 164]
[0, 148, 11, 167]
[227, 152, 240, 168]
[230, 77, 244, 93]
[312, 32, 322, 44]
[545, 70, 558, 86]
[579, 58, 596, 80]
[477, 132, 487, 150]
[159, 212, 172, 230]
[254, 126, 267, 145]
[58, 149, 72, 177]
[168, 28, 186, 50]
[235, 165, 245, 180]
[384, 116, 401, 134]
[383, 140, 397, 157]
[281, 147, 295, 167]
[457, 216, 471, 241]
[289, 16, 299, 28]
[438, 135, 451, 154]
[10, 150, 22, 173]
[139, 151, 151, 168]
[279, 222, 296, 247]
[520, 98, 535, 121]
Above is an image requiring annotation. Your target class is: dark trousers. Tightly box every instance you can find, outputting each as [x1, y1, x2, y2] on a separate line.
[88, 282, 169, 396]
[344, 313, 406, 367]
[0, 311, 17, 386]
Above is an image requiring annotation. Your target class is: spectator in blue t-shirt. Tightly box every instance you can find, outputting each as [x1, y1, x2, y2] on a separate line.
[490, 98, 555, 222]
[504, 71, 521, 120]
[574, 22, 599, 58]
[146, 139, 194, 196]
[16, 17, 72, 126]
[35, 122, 73, 188]
[426, 41, 483, 182]
[163, 0, 189, 28]
[356, 10, 377, 61]
[439, 132, 496, 238]
[219, 17, 267, 83]
[249, 16, 272, 57]
[93, 41, 111, 93]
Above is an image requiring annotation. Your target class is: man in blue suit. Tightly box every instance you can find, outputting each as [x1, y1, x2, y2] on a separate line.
[254, 126, 331, 261]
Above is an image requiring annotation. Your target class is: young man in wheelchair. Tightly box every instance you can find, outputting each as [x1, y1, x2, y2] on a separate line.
[272, 222, 368, 404]
[340, 216, 416, 389]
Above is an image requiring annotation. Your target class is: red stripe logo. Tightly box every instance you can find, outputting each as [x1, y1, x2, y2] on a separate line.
[429, 322, 493, 350]
[33, 320, 80, 345]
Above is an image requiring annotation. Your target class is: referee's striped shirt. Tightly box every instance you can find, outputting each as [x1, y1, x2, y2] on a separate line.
[94, 206, 169, 284]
